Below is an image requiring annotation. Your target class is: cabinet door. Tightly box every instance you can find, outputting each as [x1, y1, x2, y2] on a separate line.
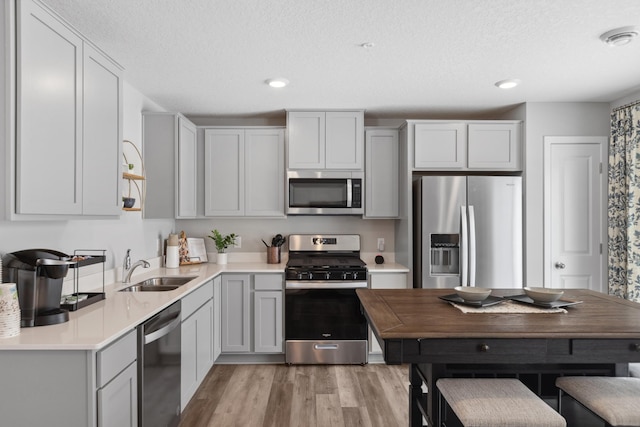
[414, 123, 466, 169]
[325, 111, 364, 170]
[368, 273, 408, 354]
[180, 313, 197, 410]
[181, 298, 214, 410]
[245, 129, 285, 217]
[467, 123, 522, 170]
[365, 129, 399, 218]
[204, 129, 245, 216]
[213, 275, 222, 361]
[287, 111, 325, 169]
[177, 117, 198, 217]
[221, 274, 251, 352]
[196, 300, 214, 383]
[254, 291, 283, 353]
[17, 0, 83, 214]
[97, 362, 137, 427]
[83, 44, 122, 215]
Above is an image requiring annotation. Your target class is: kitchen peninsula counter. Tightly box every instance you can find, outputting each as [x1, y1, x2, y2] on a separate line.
[0, 261, 285, 351]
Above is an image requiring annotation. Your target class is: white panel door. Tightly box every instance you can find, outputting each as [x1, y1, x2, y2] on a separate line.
[253, 291, 283, 353]
[544, 137, 606, 291]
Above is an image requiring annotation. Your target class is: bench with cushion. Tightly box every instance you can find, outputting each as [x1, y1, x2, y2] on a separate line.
[556, 376, 640, 427]
[436, 378, 566, 427]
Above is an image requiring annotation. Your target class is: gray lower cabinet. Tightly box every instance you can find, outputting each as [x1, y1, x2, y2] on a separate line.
[0, 329, 137, 427]
[181, 281, 214, 410]
[221, 273, 283, 354]
[15, 0, 123, 217]
[368, 273, 408, 354]
[97, 362, 137, 427]
[213, 275, 222, 361]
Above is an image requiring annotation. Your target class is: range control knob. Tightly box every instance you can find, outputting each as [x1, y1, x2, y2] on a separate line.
[342, 272, 349, 280]
[324, 272, 331, 280]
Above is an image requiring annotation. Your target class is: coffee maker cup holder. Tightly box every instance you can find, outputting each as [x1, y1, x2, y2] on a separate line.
[59, 249, 106, 311]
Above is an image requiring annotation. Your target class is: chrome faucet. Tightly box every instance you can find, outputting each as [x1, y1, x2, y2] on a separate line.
[122, 249, 150, 283]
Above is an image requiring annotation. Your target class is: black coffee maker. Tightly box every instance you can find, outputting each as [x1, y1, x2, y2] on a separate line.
[2, 249, 73, 327]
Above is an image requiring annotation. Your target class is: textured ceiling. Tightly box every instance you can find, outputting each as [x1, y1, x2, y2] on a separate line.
[41, 0, 640, 118]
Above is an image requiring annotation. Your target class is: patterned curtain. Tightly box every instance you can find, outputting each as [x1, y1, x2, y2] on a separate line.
[608, 102, 640, 302]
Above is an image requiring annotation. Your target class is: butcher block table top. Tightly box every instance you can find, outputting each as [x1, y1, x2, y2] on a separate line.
[356, 288, 640, 427]
[356, 288, 640, 340]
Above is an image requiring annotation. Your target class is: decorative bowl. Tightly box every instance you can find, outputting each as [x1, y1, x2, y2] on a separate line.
[123, 197, 136, 208]
[454, 286, 492, 302]
[524, 287, 564, 303]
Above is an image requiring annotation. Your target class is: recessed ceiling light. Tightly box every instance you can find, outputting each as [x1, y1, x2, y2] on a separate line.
[266, 78, 289, 88]
[495, 79, 521, 89]
[600, 26, 639, 46]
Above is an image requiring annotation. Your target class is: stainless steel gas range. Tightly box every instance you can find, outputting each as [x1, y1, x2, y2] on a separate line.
[284, 234, 368, 365]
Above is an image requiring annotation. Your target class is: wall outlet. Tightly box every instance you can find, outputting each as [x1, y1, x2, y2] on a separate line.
[377, 238, 385, 252]
[234, 236, 242, 248]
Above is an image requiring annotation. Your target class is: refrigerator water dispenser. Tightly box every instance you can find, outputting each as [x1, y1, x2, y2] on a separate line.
[430, 234, 459, 275]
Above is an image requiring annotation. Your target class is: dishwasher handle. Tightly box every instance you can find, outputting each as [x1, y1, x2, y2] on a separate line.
[143, 311, 181, 345]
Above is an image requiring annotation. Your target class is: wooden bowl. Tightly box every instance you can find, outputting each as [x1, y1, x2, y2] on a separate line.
[524, 287, 564, 303]
[455, 286, 491, 302]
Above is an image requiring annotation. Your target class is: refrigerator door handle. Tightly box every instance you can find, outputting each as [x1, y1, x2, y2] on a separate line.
[460, 205, 468, 287]
[468, 205, 477, 287]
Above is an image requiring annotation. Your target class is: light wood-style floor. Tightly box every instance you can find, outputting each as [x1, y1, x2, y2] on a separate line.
[179, 363, 410, 427]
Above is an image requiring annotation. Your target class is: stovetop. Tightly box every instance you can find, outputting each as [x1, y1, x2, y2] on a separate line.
[286, 255, 366, 269]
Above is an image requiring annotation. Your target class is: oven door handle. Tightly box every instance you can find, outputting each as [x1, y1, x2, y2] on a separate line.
[285, 281, 368, 290]
[144, 312, 181, 345]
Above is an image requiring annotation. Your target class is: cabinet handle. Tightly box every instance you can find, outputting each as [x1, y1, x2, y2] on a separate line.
[631, 343, 640, 352]
[479, 343, 490, 352]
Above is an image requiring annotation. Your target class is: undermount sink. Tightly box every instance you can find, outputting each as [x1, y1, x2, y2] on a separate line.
[119, 276, 198, 292]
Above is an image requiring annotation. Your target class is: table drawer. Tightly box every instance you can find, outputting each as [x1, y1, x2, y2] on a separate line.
[572, 339, 640, 362]
[420, 339, 547, 363]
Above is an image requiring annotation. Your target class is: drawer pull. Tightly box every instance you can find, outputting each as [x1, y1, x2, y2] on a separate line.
[479, 344, 490, 352]
[631, 343, 640, 352]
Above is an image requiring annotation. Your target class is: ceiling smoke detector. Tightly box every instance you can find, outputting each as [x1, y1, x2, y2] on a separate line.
[600, 26, 638, 46]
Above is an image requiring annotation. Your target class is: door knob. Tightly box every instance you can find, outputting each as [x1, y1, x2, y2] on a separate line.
[555, 262, 566, 269]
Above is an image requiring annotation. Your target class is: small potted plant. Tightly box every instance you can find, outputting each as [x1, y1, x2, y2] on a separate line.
[208, 229, 237, 265]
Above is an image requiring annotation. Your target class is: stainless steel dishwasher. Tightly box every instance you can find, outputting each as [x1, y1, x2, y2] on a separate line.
[137, 300, 181, 427]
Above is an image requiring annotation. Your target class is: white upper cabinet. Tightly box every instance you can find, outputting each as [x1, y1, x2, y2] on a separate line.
[467, 123, 521, 170]
[15, 0, 122, 217]
[365, 128, 399, 218]
[143, 113, 198, 219]
[412, 121, 522, 171]
[204, 127, 285, 217]
[177, 117, 198, 217]
[287, 110, 364, 170]
[83, 44, 123, 216]
[414, 123, 466, 169]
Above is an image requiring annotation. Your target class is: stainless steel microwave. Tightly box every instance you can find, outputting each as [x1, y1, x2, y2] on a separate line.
[286, 171, 364, 215]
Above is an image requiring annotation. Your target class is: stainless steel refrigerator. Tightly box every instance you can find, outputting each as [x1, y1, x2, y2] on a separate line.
[414, 176, 523, 289]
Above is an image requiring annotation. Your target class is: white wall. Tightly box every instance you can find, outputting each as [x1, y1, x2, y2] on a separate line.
[519, 103, 610, 285]
[175, 217, 396, 263]
[0, 83, 174, 270]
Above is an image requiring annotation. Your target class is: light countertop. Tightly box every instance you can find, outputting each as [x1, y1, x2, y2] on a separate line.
[0, 260, 407, 351]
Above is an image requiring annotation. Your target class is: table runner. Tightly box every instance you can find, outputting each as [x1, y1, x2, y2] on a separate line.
[451, 300, 567, 314]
